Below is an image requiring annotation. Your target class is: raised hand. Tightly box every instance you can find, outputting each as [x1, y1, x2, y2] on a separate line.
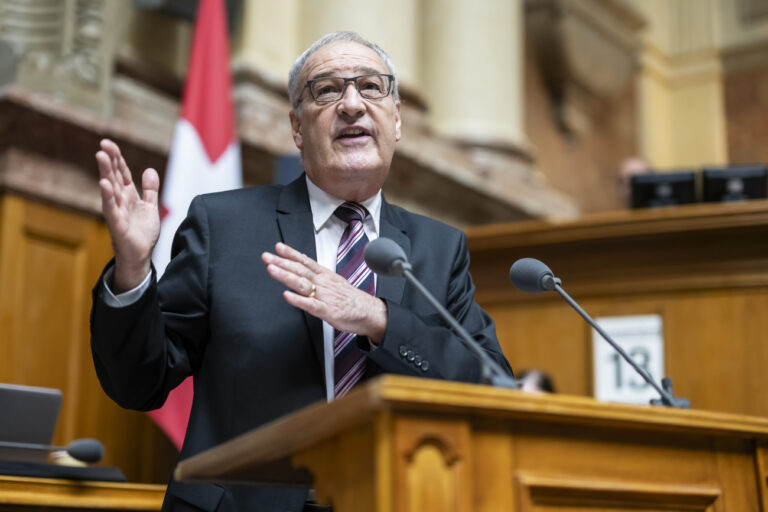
[95, 139, 161, 293]
[262, 243, 388, 342]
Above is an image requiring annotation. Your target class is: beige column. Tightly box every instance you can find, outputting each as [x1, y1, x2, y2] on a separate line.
[422, 0, 525, 149]
[296, 0, 420, 90]
[232, 0, 299, 84]
[630, 0, 727, 168]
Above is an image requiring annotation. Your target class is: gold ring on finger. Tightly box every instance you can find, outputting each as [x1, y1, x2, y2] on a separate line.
[308, 283, 317, 299]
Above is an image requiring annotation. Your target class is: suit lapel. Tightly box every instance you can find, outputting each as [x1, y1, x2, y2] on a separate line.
[275, 176, 325, 380]
[377, 200, 409, 306]
[273, 184, 410, 385]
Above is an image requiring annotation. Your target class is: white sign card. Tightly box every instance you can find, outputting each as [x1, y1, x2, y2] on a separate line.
[592, 314, 665, 405]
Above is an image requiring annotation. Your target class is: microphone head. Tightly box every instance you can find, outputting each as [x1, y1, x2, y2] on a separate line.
[66, 438, 104, 463]
[509, 258, 558, 293]
[364, 237, 409, 277]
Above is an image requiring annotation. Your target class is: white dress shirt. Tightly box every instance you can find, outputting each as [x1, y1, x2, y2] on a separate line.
[305, 176, 381, 401]
[103, 175, 382, 402]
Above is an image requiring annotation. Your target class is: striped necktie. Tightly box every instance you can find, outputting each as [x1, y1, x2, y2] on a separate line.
[333, 202, 374, 398]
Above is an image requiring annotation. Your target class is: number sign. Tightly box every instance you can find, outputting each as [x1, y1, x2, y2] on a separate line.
[592, 315, 664, 405]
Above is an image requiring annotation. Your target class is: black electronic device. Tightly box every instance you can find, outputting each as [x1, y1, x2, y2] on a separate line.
[0, 383, 62, 463]
[630, 171, 697, 208]
[702, 165, 767, 202]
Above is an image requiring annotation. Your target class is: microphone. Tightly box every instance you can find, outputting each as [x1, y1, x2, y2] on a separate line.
[509, 258, 690, 408]
[364, 238, 519, 389]
[0, 438, 104, 463]
[363, 236, 412, 277]
[509, 258, 560, 293]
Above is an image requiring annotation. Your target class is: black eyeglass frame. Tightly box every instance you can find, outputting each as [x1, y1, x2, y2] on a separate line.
[301, 73, 395, 105]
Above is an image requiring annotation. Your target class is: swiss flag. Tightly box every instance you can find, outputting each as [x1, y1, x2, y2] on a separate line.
[149, 0, 242, 450]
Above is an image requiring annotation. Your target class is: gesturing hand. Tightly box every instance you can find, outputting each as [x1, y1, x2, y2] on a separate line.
[262, 242, 387, 343]
[95, 139, 161, 293]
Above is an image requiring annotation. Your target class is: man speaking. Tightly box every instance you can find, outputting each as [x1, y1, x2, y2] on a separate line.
[91, 31, 513, 511]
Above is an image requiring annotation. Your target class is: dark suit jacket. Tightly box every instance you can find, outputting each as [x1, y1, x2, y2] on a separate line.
[90, 175, 512, 511]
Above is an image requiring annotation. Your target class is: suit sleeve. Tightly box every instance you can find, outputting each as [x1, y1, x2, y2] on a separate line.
[89, 197, 211, 411]
[367, 232, 513, 383]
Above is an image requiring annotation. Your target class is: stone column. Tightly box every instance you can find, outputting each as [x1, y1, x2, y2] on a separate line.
[629, 0, 728, 168]
[422, 0, 526, 150]
[232, 0, 299, 85]
[296, 0, 420, 92]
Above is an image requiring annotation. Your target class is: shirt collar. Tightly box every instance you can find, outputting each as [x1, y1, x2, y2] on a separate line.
[305, 175, 382, 234]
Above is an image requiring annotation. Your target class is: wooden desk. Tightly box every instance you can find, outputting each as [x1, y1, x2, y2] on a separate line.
[175, 375, 768, 512]
[465, 201, 768, 417]
[0, 475, 164, 511]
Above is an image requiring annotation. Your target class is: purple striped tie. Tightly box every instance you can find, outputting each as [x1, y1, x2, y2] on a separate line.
[333, 202, 374, 398]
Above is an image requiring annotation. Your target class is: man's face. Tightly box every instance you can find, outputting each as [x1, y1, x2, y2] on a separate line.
[290, 41, 402, 202]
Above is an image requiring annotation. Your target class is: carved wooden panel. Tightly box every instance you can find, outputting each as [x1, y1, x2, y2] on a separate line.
[0, 194, 97, 442]
[517, 473, 721, 511]
[393, 416, 472, 512]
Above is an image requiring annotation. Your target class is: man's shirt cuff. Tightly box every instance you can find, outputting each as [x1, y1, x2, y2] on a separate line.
[101, 267, 152, 307]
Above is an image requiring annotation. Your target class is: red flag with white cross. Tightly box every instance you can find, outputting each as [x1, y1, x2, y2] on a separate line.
[149, 0, 241, 450]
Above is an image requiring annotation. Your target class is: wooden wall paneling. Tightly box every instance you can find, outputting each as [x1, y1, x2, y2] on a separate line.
[0, 193, 177, 483]
[19, 197, 93, 443]
[488, 288, 768, 418]
[486, 299, 591, 396]
[467, 203, 768, 419]
[660, 290, 768, 417]
[0, 195, 23, 381]
[0, 194, 87, 443]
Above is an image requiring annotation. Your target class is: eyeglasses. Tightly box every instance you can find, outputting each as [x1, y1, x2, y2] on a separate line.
[303, 74, 394, 104]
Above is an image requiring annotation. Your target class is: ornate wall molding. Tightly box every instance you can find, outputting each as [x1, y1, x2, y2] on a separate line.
[525, 0, 645, 135]
[0, 0, 124, 115]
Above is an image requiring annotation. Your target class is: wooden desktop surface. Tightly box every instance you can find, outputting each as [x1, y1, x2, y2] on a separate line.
[0, 474, 165, 511]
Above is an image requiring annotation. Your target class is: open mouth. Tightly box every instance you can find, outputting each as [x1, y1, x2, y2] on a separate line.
[336, 127, 371, 140]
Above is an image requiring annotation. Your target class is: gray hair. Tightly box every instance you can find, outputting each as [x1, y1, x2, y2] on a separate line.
[288, 31, 399, 111]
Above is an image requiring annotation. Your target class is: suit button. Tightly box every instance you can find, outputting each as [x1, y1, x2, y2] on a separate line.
[413, 355, 422, 365]
[399, 345, 408, 357]
[406, 350, 415, 362]
[420, 360, 429, 372]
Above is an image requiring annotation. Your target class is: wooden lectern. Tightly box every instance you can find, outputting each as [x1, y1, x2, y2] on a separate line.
[175, 375, 768, 511]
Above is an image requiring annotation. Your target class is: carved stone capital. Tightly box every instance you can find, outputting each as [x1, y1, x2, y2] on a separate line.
[525, 0, 645, 134]
[0, 0, 125, 115]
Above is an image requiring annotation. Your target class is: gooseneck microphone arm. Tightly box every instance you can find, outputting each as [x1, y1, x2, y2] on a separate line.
[509, 258, 690, 409]
[400, 267, 519, 388]
[552, 282, 689, 408]
[365, 238, 519, 389]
